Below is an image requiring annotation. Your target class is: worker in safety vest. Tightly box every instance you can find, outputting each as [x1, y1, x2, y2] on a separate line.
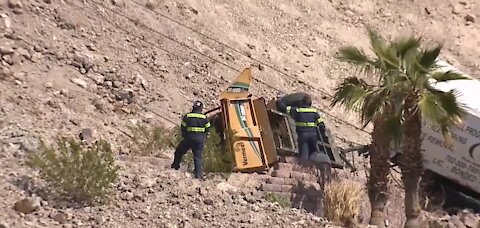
[279, 96, 325, 163]
[170, 101, 211, 180]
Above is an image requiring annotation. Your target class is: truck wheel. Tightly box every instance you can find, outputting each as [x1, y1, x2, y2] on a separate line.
[420, 171, 446, 209]
[279, 92, 312, 107]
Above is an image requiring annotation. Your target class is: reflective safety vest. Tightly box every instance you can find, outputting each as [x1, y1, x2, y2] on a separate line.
[286, 106, 324, 132]
[181, 112, 211, 138]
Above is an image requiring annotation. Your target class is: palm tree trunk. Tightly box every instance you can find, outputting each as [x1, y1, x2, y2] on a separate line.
[367, 118, 390, 228]
[400, 96, 424, 228]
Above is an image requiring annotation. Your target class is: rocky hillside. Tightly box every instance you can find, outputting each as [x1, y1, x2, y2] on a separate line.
[1, 154, 340, 227]
[1, 0, 479, 227]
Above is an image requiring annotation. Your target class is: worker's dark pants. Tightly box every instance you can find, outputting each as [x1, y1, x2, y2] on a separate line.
[171, 137, 205, 179]
[297, 131, 319, 163]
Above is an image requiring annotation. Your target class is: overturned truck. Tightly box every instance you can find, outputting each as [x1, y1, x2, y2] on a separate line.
[204, 68, 348, 173]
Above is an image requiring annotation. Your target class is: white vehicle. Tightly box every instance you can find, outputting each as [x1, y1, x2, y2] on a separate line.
[421, 60, 480, 195]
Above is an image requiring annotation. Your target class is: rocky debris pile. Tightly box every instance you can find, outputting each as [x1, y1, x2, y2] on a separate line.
[260, 156, 325, 215]
[0, 38, 43, 83]
[0, 155, 336, 228]
[107, 159, 333, 228]
[425, 210, 480, 228]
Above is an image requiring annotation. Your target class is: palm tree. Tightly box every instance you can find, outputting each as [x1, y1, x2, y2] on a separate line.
[332, 28, 469, 227]
[331, 28, 407, 227]
[388, 38, 469, 227]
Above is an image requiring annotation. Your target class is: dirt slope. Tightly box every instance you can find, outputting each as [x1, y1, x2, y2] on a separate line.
[1, 0, 479, 227]
[2, 0, 479, 148]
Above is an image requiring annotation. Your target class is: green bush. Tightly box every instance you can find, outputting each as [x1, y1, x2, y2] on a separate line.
[26, 137, 120, 206]
[175, 126, 234, 175]
[265, 192, 291, 208]
[127, 122, 175, 157]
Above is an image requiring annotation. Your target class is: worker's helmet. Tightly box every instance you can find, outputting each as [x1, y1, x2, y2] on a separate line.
[192, 100, 204, 112]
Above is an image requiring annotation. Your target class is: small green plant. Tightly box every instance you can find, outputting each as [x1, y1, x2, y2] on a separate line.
[26, 137, 120, 206]
[265, 192, 291, 208]
[127, 122, 174, 157]
[176, 126, 234, 175]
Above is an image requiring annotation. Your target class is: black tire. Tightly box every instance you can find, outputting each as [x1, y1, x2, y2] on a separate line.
[279, 93, 312, 107]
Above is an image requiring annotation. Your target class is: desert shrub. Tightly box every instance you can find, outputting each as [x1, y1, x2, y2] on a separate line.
[265, 192, 291, 208]
[26, 137, 120, 206]
[127, 122, 175, 157]
[175, 126, 234, 175]
[202, 127, 233, 173]
[324, 179, 363, 226]
[171, 125, 183, 147]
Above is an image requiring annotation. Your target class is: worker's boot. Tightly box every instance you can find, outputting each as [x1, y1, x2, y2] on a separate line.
[194, 173, 204, 181]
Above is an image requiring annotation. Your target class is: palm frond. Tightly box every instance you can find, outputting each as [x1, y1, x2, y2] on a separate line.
[430, 71, 470, 82]
[337, 46, 378, 75]
[418, 91, 444, 124]
[331, 77, 370, 111]
[423, 119, 455, 147]
[337, 46, 371, 64]
[418, 89, 467, 134]
[399, 46, 431, 89]
[392, 35, 422, 59]
[419, 43, 443, 70]
[431, 88, 467, 120]
[360, 88, 390, 127]
[383, 113, 403, 146]
[366, 27, 399, 70]
[366, 26, 385, 54]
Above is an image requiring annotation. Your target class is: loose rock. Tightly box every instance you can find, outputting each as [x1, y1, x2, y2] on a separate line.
[13, 197, 41, 214]
[465, 14, 476, 23]
[111, 0, 125, 7]
[51, 212, 67, 224]
[72, 52, 94, 72]
[452, 5, 461, 15]
[0, 46, 14, 55]
[71, 78, 87, 88]
[79, 128, 94, 144]
[0, 67, 13, 78]
[16, 48, 30, 60]
[7, 0, 22, 9]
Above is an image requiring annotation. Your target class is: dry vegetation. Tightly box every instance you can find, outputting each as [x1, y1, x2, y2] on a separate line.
[126, 123, 176, 157]
[265, 192, 292, 208]
[324, 178, 364, 226]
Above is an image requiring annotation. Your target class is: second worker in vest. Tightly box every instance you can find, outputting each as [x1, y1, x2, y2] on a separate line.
[170, 101, 211, 180]
[279, 96, 325, 163]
